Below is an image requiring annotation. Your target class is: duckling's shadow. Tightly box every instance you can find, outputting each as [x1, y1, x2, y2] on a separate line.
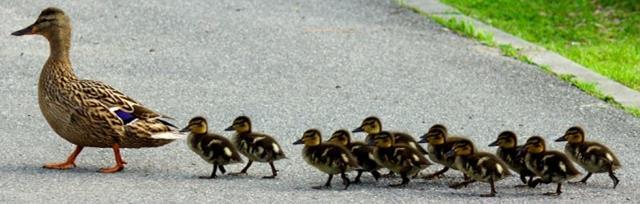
[567, 181, 618, 190]
[189, 173, 284, 181]
[184, 175, 244, 181]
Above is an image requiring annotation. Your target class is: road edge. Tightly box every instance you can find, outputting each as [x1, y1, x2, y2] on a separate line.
[401, 0, 640, 110]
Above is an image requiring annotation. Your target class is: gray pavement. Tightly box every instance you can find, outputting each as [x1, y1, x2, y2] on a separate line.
[1, 0, 639, 203]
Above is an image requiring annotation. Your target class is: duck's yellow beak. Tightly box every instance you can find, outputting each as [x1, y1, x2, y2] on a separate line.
[12, 23, 36, 36]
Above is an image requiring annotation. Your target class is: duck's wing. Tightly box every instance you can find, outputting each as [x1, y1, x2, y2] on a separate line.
[73, 80, 179, 140]
[78, 80, 138, 111]
[78, 80, 173, 120]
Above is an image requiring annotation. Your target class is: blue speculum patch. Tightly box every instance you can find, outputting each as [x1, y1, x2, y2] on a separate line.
[114, 109, 137, 125]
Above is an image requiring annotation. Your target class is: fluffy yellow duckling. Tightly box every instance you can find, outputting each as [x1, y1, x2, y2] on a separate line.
[224, 116, 286, 179]
[488, 131, 535, 186]
[293, 129, 358, 190]
[370, 131, 431, 187]
[327, 129, 381, 183]
[180, 117, 242, 179]
[555, 126, 621, 188]
[446, 140, 511, 197]
[352, 116, 427, 154]
[521, 136, 581, 196]
[418, 124, 471, 179]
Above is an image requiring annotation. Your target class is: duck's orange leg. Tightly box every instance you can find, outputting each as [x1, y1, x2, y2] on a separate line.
[99, 143, 126, 173]
[43, 145, 84, 170]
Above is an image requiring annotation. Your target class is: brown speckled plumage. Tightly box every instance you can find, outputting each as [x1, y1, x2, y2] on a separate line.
[14, 7, 180, 172]
[26, 8, 177, 148]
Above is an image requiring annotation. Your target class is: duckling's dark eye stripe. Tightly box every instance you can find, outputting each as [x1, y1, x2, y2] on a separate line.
[37, 18, 55, 23]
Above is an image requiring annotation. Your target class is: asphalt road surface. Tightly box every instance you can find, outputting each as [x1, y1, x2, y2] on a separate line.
[1, 0, 638, 203]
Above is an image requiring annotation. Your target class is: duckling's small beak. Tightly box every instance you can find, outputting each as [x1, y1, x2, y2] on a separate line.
[292, 138, 304, 145]
[352, 127, 364, 133]
[444, 149, 455, 158]
[554, 136, 567, 142]
[417, 135, 427, 143]
[179, 126, 191, 133]
[12, 24, 35, 36]
[224, 125, 234, 131]
[488, 140, 499, 147]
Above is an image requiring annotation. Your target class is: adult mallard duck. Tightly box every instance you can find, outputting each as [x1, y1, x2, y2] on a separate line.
[12, 7, 181, 173]
[555, 126, 621, 188]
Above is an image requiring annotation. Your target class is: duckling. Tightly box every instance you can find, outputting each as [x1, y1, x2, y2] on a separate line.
[352, 116, 427, 155]
[418, 124, 471, 179]
[369, 131, 431, 187]
[488, 131, 535, 186]
[293, 129, 358, 190]
[180, 117, 242, 179]
[521, 136, 581, 196]
[327, 129, 381, 183]
[224, 116, 286, 179]
[445, 140, 511, 197]
[12, 7, 182, 173]
[555, 126, 621, 188]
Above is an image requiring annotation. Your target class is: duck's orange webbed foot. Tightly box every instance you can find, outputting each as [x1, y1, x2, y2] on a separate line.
[99, 164, 125, 173]
[43, 146, 84, 170]
[99, 143, 126, 173]
[43, 161, 76, 169]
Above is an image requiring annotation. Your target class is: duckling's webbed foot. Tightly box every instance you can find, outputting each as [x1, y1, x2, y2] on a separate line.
[312, 174, 334, 189]
[200, 164, 220, 179]
[219, 165, 226, 174]
[340, 172, 351, 190]
[43, 145, 84, 170]
[353, 170, 364, 184]
[515, 176, 534, 188]
[230, 160, 253, 176]
[479, 179, 497, 197]
[422, 167, 449, 180]
[449, 179, 476, 189]
[609, 166, 619, 189]
[543, 183, 562, 196]
[371, 170, 381, 181]
[388, 174, 410, 187]
[519, 173, 527, 184]
[262, 161, 278, 179]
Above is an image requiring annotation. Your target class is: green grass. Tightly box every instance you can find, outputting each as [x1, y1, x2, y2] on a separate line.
[498, 44, 533, 64]
[440, 0, 640, 91]
[431, 16, 496, 46]
[394, 0, 640, 117]
[560, 74, 640, 117]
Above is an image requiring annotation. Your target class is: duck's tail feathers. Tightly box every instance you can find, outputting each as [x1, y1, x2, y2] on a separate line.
[158, 119, 178, 129]
[150, 131, 185, 140]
